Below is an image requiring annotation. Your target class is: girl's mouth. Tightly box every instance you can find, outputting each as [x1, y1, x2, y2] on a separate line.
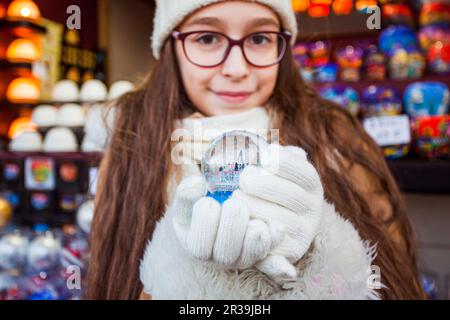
[213, 90, 253, 104]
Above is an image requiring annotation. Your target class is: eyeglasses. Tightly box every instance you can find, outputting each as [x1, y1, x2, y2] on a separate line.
[172, 30, 291, 68]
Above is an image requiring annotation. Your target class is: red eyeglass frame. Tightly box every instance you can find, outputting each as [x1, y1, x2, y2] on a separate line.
[171, 30, 292, 68]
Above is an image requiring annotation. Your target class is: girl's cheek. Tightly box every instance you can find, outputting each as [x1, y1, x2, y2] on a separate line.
[188, 67, 215, 89]
[180, 68, 209, 100]
[261, 66, 279, 84]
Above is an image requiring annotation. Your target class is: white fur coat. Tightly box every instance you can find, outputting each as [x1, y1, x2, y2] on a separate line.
[85, 105, 382, 299]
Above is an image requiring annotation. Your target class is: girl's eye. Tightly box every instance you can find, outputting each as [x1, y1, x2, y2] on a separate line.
[195, 33, 221, 45]
[248, 34, 272, 45]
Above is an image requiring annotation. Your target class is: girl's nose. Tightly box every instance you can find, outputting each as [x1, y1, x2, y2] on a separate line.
[221, 46, 250, 80]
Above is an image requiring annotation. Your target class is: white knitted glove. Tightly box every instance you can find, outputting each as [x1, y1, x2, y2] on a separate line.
[172, 144, 323, 284]
[171, 174, 286, 271]
[233, 144, 324, 283]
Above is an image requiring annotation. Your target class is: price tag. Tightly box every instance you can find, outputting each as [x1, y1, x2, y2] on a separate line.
[363, 115, 411, 147]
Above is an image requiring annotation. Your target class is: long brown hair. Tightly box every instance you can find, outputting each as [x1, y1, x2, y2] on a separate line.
[87, 39, 425, 299]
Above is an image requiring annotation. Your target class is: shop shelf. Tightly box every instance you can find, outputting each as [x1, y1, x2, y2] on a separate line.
[0, 18, 46, 36]
[388, 159, 450, 194]
[0, 100, 40, 108]
[0, 59, 33, 70]
[314, 74, 450, 96]
[0, 99, 107, 108]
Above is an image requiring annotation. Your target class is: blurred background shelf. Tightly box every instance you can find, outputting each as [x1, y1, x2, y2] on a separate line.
[0, 18, 46, 35]
[0, 99, 107, 107]
[0, 59, 33, 70]
[315, 74, 450, 96]
[388, 159, 450, 194]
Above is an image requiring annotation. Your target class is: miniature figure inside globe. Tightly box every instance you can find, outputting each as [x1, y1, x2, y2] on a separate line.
[202, 130, 268, 204]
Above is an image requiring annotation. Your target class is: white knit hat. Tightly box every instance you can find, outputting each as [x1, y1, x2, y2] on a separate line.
[151, 0, 298, 60]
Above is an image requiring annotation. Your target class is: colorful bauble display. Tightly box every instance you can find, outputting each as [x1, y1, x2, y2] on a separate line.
[418, 25, 450, 52]
[0, 197, 13, 228]
[419, 2, 450, 27]
[404, 82, 450, 117]
[412, 115, 450, 159]
[0, 232, 28, 271]
[76, 200, 94, 234]
[332, 0, 353, 15]
[355, 0, 378, 13]
[6, 0, 41, 22]
[361, 86, 410, 159]
[0, 225, 90, 300]
[404, 81, 450, 159]
[382, 3, 415, 28]
[389, 48, 426, 80]
[316, 63, 338, 83]
[379, 25, 420, 56]
[336, 46, 364, 82]
[319, 85, 360, 115]
[309, 41, 330, 67]
[27, 232, 61, 272]
[427, 41, 450, 74]
[361, 86, 403, 117]
[291, 0, 355, 16]
[364, 45, 387, 81]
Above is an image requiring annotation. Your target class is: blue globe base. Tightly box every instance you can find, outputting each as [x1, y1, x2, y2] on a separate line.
[207, 191, 233, 205]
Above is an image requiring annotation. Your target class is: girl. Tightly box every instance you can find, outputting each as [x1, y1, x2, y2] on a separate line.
[87, 0, 425, 300]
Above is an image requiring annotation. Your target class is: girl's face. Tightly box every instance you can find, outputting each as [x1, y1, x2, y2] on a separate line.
[175, 1, 281, 116]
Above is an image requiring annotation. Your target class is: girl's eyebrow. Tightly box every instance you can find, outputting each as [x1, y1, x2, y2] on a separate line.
[246, 17, 280, 29]
[184, 17, 280, 30]
[185, 17, 224, 28]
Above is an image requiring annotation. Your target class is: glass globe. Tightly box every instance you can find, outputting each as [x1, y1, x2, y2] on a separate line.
[201, 130, 268, 204]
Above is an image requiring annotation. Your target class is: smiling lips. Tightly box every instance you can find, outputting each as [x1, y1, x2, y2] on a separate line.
[214, 90, 253, 104]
